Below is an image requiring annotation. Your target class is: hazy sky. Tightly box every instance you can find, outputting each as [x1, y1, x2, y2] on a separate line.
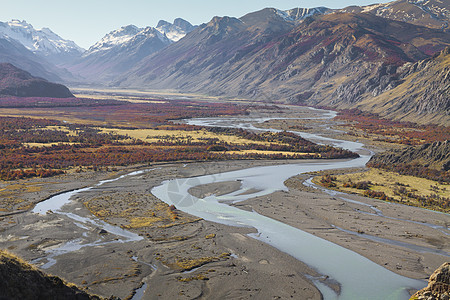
[1, 0, 383, 49]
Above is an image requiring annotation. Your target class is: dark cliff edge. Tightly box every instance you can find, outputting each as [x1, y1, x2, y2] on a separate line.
[0, 249, 111, 300]
[411, 262, 450, 300]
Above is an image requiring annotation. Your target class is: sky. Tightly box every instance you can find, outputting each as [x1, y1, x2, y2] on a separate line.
[1, 0, 383, 49]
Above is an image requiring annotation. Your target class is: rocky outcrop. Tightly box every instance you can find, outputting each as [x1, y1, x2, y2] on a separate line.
[368, 141, 450, 172]
[0, 63, 74, 98]
[411, 262, 450, 300]
[354, 47, 450, 125]
[0, 249, 106, 300]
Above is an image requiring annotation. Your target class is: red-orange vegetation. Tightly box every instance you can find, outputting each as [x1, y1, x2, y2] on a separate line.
[336, 109, 450, 145]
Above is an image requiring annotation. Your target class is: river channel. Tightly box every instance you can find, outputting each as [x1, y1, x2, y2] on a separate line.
[30, 107, 431, 299]
[152, 109, 427, 299]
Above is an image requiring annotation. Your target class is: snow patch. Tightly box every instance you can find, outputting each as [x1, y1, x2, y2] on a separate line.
[276, 7, 328, 22]
[0, 20, 84, 55]
[85, 18, 195, 56]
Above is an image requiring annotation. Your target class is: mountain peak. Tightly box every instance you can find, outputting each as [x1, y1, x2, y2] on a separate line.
[155, 18, 196, 42]
[117, 25, 141, 36]
[86, 25, 143, 54]
[9, 19, 30, 27]
[0, 19, 84, 60]
[173, 18, 195, 32]
[280, 7, 330, 22]
[156, 20, 171, 28]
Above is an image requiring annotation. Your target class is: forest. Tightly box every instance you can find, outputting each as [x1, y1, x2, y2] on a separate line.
[0, 99, 358, 181]
[336, 109, 450, 145]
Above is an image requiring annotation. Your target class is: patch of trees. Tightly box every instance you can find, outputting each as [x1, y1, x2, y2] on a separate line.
[0, 117, 130, 145]
[0, 168, 64, 181]
[367, 162, 450, 184]
[343, 180, 371, 190]
[393, 186, 449, 210]
[363, 190, 391, 201]
[336, 109, 450, 145]
[320, 175, 337, 187]
[206, 127, 315, 146]
[204, 127, 358, 158]
[48, 100, 249, 128]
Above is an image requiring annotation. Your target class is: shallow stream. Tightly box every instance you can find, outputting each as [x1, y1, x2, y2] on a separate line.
[30, 107, 431, 299]
[152, 109, 427, 299]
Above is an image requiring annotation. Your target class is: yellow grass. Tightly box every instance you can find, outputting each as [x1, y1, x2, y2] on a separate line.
[71, 87, 220, 101]
[174, 253, 230, 271]
[84, 195, 198, 229]
[321, 169, 450, 212]
[227, 150, 315, 156]
[23, 142, 78, 148]
[175, 257, 219, 270]
[99, 128, 272, 146]
[0, 182, 42, 199]
[73, 93, 168, 104]
[334, 169, 449, 199]
[125, 216, 163, 228]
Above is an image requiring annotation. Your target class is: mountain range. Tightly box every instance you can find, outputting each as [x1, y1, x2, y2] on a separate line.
[0, 19, 84, 64]
[340, 0, 449, 31]
[0, 20, 81, 83]
[0, 0, 448, 124]
[115, 9, 449, 124]
[66, 19, 196, 82]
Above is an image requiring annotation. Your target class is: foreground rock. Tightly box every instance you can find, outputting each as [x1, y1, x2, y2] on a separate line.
[411, 262, 450, 300]
[0, 249, 109, 300]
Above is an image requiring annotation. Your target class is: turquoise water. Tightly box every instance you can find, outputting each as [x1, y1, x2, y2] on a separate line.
[152, 110, 426, 299]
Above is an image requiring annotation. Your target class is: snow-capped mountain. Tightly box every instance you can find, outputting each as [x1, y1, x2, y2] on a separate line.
[340, 0, 449, 31]
[0, 20, 84, 61]
[156, 18, 197, 42]
[85, 18, 195, 56]
[85, 25, 148, 55]
[275, 7, 330, 22]
[80, 24, 171, 63]
[0, 36, 68, 82]
[71, 19, 195, 82]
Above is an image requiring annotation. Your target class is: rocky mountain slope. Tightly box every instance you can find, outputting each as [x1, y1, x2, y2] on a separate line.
[355, 47, 450, 125]
[0, 37, 73, 82]
[368, 140, 450, 172]
[0, 249, 104, 300]
[116, 9, 449, 123]
[340, 0, 449, 32]
[68, 19, 196, 82]
[0, 63, 74, 98]
[0, 2, 447, 125]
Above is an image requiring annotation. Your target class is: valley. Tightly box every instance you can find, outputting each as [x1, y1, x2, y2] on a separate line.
[0, 95, 447, 299]
[0, 0, 449, 299]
